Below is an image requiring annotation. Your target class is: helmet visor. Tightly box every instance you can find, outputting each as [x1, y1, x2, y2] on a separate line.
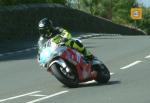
[39, 28, 47, 35]
[39, 28, 52, 38]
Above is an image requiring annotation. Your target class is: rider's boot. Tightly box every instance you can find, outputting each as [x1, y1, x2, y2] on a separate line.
[83, 49, 99, 79]
[85, 54, 98, 79]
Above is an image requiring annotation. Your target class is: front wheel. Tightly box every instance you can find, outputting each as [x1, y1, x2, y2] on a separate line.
[50, 63, 79, 88]
[95, 64, 110, 84]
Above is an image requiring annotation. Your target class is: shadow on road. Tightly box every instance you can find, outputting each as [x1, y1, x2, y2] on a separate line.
[106, 80, 121, 85]
[62, 80, 121, 89]
[79, 80, 121, 88]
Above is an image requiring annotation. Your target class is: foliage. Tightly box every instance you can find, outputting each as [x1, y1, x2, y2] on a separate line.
[78, 0, 149, 34]
[140, 7, 150, 34]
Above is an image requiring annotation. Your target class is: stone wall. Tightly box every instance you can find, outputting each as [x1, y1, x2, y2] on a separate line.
[0, 4, 146, 41]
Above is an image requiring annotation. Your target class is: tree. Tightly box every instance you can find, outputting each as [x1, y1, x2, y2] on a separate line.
[139, 7, 150, 34]
[112, 0, 137, 24]
[79, 0, 105, 16]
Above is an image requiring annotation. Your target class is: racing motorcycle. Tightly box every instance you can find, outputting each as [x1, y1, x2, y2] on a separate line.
[37, 38, 110, 88]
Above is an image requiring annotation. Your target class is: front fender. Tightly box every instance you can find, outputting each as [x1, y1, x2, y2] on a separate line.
[49, 58, 67, 69]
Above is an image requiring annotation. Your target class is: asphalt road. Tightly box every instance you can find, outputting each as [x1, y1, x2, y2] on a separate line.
[0, 36, 150, 103]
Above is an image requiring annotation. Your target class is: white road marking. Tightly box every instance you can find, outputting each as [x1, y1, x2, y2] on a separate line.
[120, 61, 142, 70]
[0, 54, 4, 57]
[29, 94, 47, 97]
[5, 52, 13, 55]
[0, 91, 41, 103]
[110, 72, 115, 75]
[145, 55, 150, 59]
[16, 50, 24, 53]
[0, 47, 36, 57]
[25, 49, 32, 51]
[26, 91, 69, 103]
[84, 80, 96, 84]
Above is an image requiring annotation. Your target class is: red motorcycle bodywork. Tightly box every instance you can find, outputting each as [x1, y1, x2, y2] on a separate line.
[61, 48, 93, 82]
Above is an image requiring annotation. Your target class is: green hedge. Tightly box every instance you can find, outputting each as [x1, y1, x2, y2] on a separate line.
[0, 4, 146, 41]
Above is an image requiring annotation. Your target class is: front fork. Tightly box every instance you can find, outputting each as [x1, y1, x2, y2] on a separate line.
[90, 58, 104, 80]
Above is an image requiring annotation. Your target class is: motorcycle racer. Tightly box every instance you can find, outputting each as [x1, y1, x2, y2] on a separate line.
[38, 18, 98, 78]
[38, 18, 94, 61]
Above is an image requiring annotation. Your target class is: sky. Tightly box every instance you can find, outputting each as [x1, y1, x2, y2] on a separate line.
[138, 0, 150, 7]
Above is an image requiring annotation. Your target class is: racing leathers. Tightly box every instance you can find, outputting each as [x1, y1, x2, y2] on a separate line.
[38, 27, 93, 60]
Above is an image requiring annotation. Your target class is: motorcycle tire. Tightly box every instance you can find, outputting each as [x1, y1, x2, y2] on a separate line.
[50, 63, 79, 88]
[95, 64, 110, 84]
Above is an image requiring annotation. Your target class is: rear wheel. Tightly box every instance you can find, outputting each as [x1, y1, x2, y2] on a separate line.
[95, 64, 110, 84]
[50, 63, 79, 88]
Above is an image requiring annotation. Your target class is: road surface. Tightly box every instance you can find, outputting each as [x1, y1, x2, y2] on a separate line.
[0, 36, 150, 103]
